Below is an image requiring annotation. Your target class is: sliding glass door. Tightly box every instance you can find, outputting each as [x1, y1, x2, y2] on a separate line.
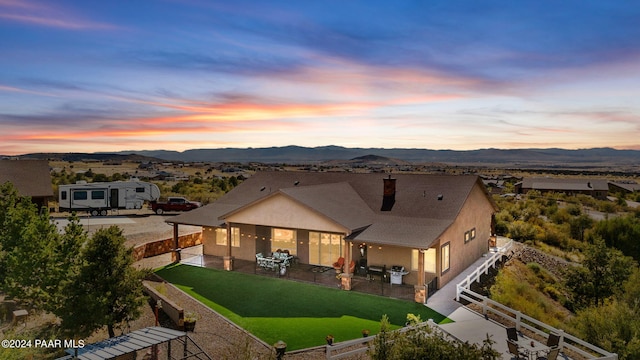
[309, 232, 343, 266]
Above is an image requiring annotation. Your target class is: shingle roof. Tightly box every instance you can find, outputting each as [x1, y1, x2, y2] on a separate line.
[520, 177, 609, 191]
[169, 172, 491, 247]
[0, 160, 53, 197]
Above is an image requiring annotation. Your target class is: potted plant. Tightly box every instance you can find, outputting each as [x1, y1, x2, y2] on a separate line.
[325, 334, 334, 345]
[183, 311, 198, 332]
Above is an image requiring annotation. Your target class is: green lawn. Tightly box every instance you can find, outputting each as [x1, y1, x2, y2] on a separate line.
[155, 264, 451, 350]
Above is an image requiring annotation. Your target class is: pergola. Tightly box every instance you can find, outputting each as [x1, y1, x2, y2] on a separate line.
[56, 326, 210, 360]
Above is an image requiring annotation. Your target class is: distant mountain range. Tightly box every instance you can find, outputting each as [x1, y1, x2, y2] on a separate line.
[5, 146, 640, 168]
[116, 146, 640, 167]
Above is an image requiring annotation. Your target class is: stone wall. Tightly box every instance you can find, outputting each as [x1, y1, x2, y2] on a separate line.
[133, 232, 202, 261]
[510, 242, 571, 278]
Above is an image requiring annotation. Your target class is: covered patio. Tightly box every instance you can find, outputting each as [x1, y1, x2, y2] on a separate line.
[178, 247, 417, 302]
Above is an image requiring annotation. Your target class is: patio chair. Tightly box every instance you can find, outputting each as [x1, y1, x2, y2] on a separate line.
[349, 260, 356, 273]
[546, 333, 560, 348]
[507, 339, 527, 360]
[332, 257, 345, 272]
[536, 347, 560, 360]
[507, 327, 519, 341]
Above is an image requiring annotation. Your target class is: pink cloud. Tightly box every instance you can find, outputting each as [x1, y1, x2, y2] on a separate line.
[0, 0, 118, 30]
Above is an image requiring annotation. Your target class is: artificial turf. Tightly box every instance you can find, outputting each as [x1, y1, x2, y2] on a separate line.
[155, 264, 451, 350]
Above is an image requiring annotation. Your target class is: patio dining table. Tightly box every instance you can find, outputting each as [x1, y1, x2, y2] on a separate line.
[516, 338, 550, 360]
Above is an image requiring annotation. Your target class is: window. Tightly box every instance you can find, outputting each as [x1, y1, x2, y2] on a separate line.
[215, 227, 240, 247]
[231, 227, 240, 247]
[272, 228, 296, 255]
[411, 249, 422, 271]
[441, 242, 450, 274]
[215, 228, 227, 246]
[464, 228, 476, 243]
[412, 248, 437, 273]
[61, 191, 67, 200]
[73, 191, 87, 200]
[91, 190, 105, 200]
[136, 187, 145, 193]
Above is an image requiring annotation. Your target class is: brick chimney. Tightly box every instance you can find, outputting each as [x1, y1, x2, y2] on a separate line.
[381, 175, 396, 211]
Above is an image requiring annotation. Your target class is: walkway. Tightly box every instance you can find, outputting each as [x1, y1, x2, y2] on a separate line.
[427, 254, 517, 359]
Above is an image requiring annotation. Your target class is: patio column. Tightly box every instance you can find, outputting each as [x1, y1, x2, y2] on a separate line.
[224, 223, 234, 271]
[341, 240, 353, 290]
[414, 249, 426, 303]
[172, 223, 181, 263]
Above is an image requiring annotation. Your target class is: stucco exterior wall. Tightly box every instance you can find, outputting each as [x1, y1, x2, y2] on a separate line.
[202, 223, 259, 261]
[438, 182, 495, 287]
[225, 194, 347, 233]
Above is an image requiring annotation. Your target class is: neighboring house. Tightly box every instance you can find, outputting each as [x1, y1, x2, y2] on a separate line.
[515, 177, 609, 200]
[0, 159, 53, 208]
[168, 171, 497, 302]
[608, 180, 640, 195]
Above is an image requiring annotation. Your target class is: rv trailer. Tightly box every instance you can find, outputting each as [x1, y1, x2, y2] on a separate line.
[58, 180, 160, 216]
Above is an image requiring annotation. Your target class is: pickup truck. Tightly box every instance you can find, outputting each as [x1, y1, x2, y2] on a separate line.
[150, 197, 202, 214]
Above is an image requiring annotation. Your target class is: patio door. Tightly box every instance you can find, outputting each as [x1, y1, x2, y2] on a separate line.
[309, 232, 343, 267]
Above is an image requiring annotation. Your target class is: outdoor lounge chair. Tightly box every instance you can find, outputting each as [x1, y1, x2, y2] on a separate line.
[332, 257, 345, 272]
[507, 327, 519, 341]
[546, 333, 560, 348]
[536, 347, 560, 360]
[507, 339, 527, 359]
[349, 260, 356, 273]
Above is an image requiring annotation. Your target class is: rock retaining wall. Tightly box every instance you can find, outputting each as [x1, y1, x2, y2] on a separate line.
[133, 232, 202, 261]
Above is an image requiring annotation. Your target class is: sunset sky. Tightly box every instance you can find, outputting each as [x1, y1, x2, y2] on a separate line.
[1, 1, 639, 155]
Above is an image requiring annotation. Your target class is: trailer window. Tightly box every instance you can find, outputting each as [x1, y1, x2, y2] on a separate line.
[91, 190, 105, 200]
[61, 191, 67, 200]
[136, 187, 145, 193]
[73, 191, 88, 200]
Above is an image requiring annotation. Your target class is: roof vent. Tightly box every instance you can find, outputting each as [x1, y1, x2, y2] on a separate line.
[437, 194, 444, 201]
[260, 186, 266, 191]
[294, 181, 300, 186]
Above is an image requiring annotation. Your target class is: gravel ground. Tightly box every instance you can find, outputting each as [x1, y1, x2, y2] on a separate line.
[51, 209, 201, 248]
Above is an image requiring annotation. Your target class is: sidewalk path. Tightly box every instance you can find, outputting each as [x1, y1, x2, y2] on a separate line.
[426, 254, 514, 359]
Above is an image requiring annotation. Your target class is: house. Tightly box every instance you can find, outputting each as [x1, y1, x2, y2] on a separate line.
[0, 159, 53, 209]
[515, 177, 609, 200]
[167, 171, 497, 302]
[608, 180, 640, 195]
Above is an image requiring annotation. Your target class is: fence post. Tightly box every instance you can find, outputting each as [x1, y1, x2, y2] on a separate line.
[515, 311, 522, 331]
[482, 296, 488, 317]
[557, 329, 565, 350]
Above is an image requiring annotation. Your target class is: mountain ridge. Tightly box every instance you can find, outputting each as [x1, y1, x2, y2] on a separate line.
[5, 146, 640, 168]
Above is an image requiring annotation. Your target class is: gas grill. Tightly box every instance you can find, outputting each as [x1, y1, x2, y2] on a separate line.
[388, 265, 409, 285]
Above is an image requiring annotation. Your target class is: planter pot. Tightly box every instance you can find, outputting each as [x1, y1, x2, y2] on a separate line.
[184, 320, 196, 332]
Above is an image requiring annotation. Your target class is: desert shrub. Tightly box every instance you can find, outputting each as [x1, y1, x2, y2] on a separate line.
[527, 262, 541, 274]
[490, 262, 569, 328]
